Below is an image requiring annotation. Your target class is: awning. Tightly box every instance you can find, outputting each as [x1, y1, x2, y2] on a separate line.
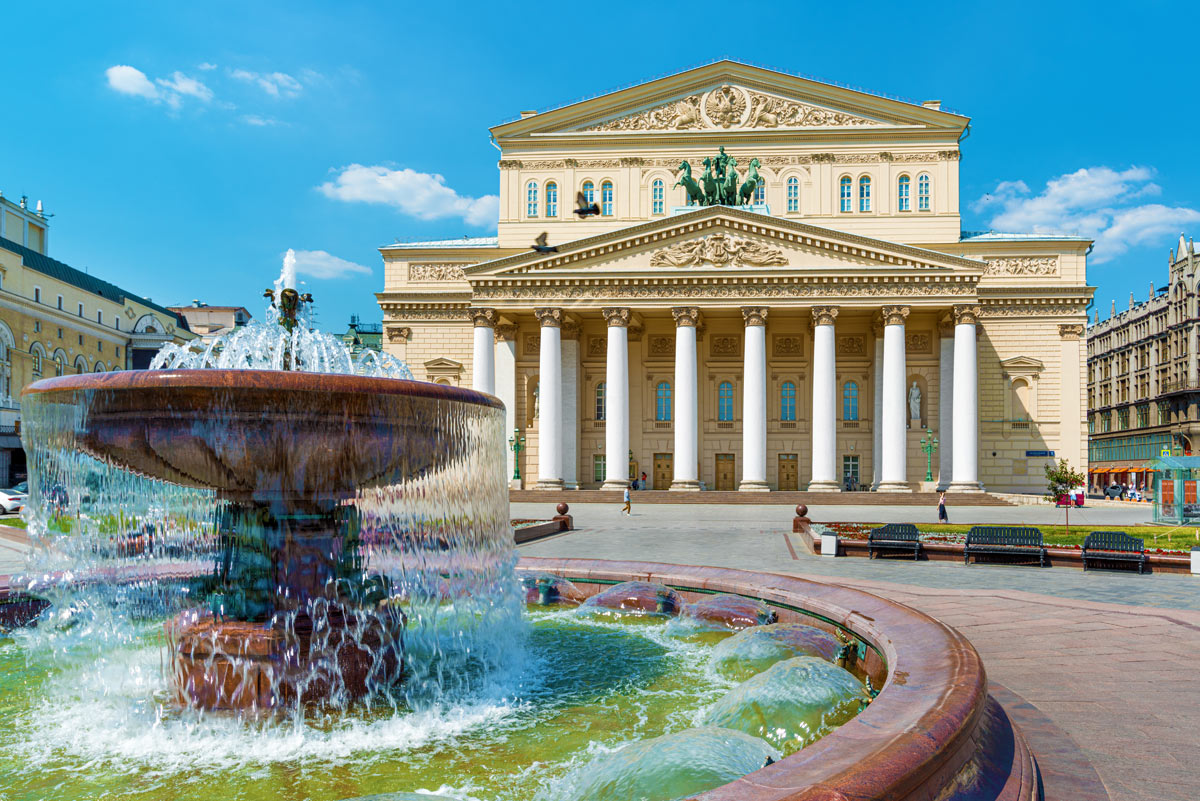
[1090, 467, 1110, 474]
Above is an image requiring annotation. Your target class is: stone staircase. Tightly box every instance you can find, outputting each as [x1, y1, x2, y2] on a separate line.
[510, 489, 1014, 506]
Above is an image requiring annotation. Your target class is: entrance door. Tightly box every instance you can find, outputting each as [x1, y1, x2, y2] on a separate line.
[778, 453, 799, 491]
[653, 453, 673, 490]
[715, 453, 736, 491]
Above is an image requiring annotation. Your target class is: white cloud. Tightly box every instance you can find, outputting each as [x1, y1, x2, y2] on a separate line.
[106, 65, 159, 99]
[290, 250, 372, 280]
[106, 65, 212, 110]
[319, 164, 499, 227]
[230, 68, 303, 98]
[156, 71, 213, 103]
[242, 114, 282, 127]
[197, 62, 217, 71]
[973, 166, 1200, 263]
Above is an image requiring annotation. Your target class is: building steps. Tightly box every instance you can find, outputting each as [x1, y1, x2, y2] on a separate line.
[510, 490, 1015, 506]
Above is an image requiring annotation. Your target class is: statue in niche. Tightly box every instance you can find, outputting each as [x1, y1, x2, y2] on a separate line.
[532, 381, 540, 421]
[908, 381, 922, 426]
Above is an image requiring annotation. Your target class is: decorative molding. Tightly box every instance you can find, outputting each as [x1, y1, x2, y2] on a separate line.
[586, 336, 605, 357]
[561, 320, 582, 341]
[979, 303, 1088, 317]
[836, 335, 865, 356]
[953, 304, 982, 325]
[672, 306, 701, 327]
[811, 305, 839, 327]
[494, 324, 518, 343]
[905, 332, 933, 354]
[385, 326, 411, 343]
[534, 307, 562, 327]
[648, 335, 675, 357]
[649, 232, 788, 268]
[470, 308, 497, 328]
[881, 305, 911, 326]
[711, 334, 741, 357]
[1058, 324, 1085, 340]
[385, 308, 470, 321]
[982, 256, 1059, 277]
[741, 306, 769, 327]
[774, 335, 804, 357]
[522, 334, 541, 356]
[409, 263, 468, 281]
[470, 280, 976, 301]
[938, 314, 955, 337]
[602, 307, 631, 327]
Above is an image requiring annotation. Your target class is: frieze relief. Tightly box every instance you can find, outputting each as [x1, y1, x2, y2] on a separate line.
[711, 335, 741, 357]
[649, 233, 788, 268]
[979, 304, 1088, 317]
[586, 336, 606, 358]
[982, 257, 1060, 277]
[522, 334, 541, 356]
[773, 335, 803, 357]
[648, 336, 676, 357]
[471, 282, 975, 301]
[384, 308, 471, 321]
[500, 152, 952, 171]
[581, 85, 884, 132]
[836, 336, 865, 356]
[906, 332, 933, 354]
[408, 263, 467, 281]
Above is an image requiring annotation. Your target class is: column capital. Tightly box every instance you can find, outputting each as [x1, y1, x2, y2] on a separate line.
[534, 307, 562, 328]
[953, 304, 982, 325]
[561, 320, 582, 341]
[881, 305, 910, 327]
[937, 313, 955, 338]
[602, 307, 631, 327]
[385, 325, 411, 344]
[672, 306, 700, 327]
[871, 312, 884, 338]
[811, 305, 839, 327]
[470, 308, 497, 328]
[1058, 323, 1085, 340]
[741, 306, 769, 327]
[494, 323, 519, 343]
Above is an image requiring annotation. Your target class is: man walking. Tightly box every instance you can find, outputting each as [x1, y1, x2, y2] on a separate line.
[938, 492, 949, 523]
[622, 486, 631, 516]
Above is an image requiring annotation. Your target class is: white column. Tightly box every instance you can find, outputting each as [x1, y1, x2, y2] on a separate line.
[671, 307, 700, 490]
[534, 308, 563, 489]
[872, 321, 883, 489]
[950, 304, 983, 492]
[740, 307, 769, 491]
[1059, 323, 1085, 475]
[494, 326, 518, 486]
[602, 307, 631, 489]
[879, 305, 911, 492]
[936, 318, 954, 491]
[809, 306, 839, 490]
[471, 309, 496, 395]
[561, 327, 580, 489]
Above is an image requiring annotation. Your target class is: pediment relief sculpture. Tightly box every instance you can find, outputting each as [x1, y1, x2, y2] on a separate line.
[982, 257, 1059, 277]
[649, 233, 788, 268]
[582, 85, 884, 132]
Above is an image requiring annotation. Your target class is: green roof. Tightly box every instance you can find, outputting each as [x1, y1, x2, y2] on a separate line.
[0, 236, 186, 328]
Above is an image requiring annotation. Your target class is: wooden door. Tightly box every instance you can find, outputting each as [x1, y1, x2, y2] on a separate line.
[778, 453, 798, 491]
[715, 453, 736, 491]
[653, 453, 673, 490]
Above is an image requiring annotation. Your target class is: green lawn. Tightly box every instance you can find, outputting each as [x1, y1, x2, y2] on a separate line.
[0, 517, 26, 529]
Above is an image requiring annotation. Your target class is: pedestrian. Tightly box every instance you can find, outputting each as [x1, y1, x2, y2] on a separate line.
[640, 471, 648, 490]
[938, 491, 949, 523]
[622, 485, 631, 516]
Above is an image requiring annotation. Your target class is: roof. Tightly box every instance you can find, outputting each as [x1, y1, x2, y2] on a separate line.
[381, 236, 499, 251]
[0, 236, 186, 326]
[960, 230, 1091, 243]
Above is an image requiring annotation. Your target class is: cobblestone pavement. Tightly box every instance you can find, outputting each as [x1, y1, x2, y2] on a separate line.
[518, 502, 1200, 801]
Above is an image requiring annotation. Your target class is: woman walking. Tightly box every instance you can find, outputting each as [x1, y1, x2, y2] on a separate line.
[622, 486, 632, 516]
[938, 492, 949, 523]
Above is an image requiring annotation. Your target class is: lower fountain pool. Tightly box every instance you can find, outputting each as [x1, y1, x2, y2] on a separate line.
[0, 585, 867, 801]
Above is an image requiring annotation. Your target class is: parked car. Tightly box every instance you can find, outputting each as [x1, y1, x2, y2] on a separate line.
[0, 487, 28, 514]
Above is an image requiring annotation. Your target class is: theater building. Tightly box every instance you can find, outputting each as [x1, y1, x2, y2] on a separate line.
[376, 61, 1092, 493]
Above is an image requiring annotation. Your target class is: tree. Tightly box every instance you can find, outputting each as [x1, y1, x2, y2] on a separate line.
[1045, 458, 1086, 537]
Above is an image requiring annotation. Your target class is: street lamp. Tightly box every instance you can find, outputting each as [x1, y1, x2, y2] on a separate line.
[508, 428, 526, 481]
[919, 428, 939, 482]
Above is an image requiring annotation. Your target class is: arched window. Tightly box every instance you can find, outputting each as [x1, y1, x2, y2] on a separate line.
[780, 381, 797, 421]
[31, 344, 43, 376]
[93, 362, 105, 373]
[843, 381, 860, 421]
[917, 173, 931, 211]
[526, 181, 538, 217]
[601, 181, 614, 216]
[74, 356, 87, 374]
[595, 382, 606, 421]
[786, 177, 799, 213]
[839, 176, 852, 212]
[858, 176, 872, 213]
[582, 180, 595, 205]
[545, 182, 558, 217]
[651, 179, 664, 215]
[753, 178, 766, 204]
[656, 381, 672, 421]
[718, 381, 734, 422]
[53, 350, 66, 377]
[897, 175, 911, 212]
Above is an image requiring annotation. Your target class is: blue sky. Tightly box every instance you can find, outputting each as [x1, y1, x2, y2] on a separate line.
[2, 0, 1197, 331]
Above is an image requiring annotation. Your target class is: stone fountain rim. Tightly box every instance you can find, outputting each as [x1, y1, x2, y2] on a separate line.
[517, 556, 1037, 801]
[21, 369, 505, 410]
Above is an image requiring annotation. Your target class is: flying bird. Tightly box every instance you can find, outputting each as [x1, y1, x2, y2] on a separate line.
[531, 232, 558, 254]
[574, 192, 600, 217]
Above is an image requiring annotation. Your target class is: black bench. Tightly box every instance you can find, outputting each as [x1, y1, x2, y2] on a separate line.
[868, 523, 921, 560]
[1082, 531, 1147, 573]
[964, 526, 1046, 567]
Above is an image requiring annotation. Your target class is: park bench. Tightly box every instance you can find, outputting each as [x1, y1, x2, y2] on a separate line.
[1082, 531, 1147, 574]
[868, 523, 921, 560]
[964, 526, 1046, 567]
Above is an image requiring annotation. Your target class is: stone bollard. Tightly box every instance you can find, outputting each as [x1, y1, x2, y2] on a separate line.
[553, 502, 574, 532]
[792, 504, 810, 534]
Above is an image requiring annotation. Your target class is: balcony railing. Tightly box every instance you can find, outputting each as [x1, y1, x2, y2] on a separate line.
[1161, 379, 1200, 394]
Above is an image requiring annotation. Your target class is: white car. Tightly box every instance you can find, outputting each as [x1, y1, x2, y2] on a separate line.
[0, 488, 27, 514]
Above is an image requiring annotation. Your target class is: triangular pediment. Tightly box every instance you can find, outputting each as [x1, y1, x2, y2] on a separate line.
[1001, 356, 1045, 372]
[492, 61, 967, 139]
[424, 357, 463, 370]
[465, 207, 984, 280]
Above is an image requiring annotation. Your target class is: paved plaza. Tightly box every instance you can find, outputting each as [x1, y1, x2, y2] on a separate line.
[518, 501, 1200, 801]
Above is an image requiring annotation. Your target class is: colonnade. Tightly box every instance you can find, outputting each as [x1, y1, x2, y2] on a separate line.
[471, 304, 982, 492]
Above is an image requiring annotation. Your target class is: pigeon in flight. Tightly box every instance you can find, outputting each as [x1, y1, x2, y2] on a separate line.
[531, 232, 558, 254]
[574, 191, 601, 217]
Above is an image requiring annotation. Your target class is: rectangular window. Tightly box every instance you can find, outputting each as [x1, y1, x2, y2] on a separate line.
[57, 327, 62, 339]
[34, 320, 40, 333]
[77, 334, 83, 345]
[34, 287, 41, 303]
[57, 295, 63, 310]
[98, 342, 103, 353]
[78, 303, 84, 317]
[97, 310, 102, 324]
[780, 383, 797, 421]
[593, 455, 606, 483]
[842, 455, 860, 488]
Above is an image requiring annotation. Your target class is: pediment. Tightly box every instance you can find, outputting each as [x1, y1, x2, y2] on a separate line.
[465, 207, 984, 280]
[493, 61, 968, 139]
[424, 357, 463, 370]
[1001, 356, 1045, 373]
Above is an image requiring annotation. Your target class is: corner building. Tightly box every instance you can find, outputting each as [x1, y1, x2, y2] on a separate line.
[377, 62, 1092, 493]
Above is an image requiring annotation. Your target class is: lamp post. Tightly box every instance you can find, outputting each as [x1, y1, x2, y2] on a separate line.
[919, 428, 939, 482]
[508, 428, 526, 482]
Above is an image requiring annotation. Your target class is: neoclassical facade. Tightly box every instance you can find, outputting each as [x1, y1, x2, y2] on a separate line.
[377, 62, 1092, 493]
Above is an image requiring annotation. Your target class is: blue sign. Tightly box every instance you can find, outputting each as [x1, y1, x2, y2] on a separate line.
[1025, 450, 1055, 458]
